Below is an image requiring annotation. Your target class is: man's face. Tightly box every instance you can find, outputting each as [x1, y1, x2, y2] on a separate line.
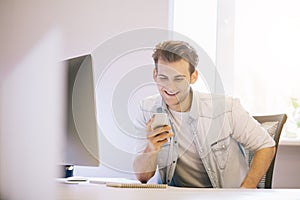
[154, 58, 198, 112]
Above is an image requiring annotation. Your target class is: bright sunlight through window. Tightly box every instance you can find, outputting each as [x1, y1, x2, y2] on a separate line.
[173, 0, 300, 138]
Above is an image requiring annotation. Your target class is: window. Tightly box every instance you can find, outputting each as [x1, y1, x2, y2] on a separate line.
[173, 0, 218, 93]
[173, 0, 300, 138]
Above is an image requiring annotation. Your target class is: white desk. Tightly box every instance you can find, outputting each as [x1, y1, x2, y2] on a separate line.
[57, 182, 300, 200]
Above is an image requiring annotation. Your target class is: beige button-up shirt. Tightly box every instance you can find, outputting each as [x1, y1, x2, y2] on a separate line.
[134, 90, 275, 188]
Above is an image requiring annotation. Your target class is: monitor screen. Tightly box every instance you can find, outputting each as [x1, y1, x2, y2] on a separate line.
[60, 54, 100, 176]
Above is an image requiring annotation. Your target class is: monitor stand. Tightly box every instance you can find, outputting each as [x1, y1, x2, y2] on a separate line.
[62, 165, 74, 178]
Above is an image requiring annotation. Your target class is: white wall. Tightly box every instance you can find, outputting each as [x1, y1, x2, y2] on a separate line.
[273, 145, 300, 188]
[0, 0, 169, 76]
[0, 0, 170, 198]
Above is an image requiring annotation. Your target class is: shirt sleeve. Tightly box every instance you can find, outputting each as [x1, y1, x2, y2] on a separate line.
[132, 101, 150, 154]
[230, 98, 276, 151]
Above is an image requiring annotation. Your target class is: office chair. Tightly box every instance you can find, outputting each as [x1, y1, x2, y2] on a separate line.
[247, 114, 287, 189]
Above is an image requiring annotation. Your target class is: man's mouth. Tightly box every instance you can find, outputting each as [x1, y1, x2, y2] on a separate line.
[164, 90, 179, 96]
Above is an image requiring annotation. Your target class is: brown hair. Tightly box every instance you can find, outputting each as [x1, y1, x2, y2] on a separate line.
[152, 40, 198, 74]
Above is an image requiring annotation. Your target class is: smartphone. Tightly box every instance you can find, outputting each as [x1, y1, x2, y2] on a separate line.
[151, 113, 169, 129]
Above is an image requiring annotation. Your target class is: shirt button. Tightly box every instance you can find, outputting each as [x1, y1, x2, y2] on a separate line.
[207, 168, 211, 171]
[174, 141, 177, 144]
[222, 145, 226, 149]
[173, 160, 176, 163]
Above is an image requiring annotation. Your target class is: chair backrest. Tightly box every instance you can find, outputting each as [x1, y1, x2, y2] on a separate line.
[249, 114, 287, 188]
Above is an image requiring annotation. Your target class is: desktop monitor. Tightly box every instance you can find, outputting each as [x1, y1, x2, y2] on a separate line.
[61, 54, 100, 177]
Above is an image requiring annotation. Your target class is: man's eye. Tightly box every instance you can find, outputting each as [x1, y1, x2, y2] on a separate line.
[158, 77, 168, 80]
[174, 78, 184, 81]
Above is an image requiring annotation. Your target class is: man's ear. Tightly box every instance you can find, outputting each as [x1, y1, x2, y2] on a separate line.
[153, 68, 157, 81]
[190, 70, 198, 84]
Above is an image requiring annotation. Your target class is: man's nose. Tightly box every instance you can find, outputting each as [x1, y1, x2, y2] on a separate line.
[164, 80, 178, 91]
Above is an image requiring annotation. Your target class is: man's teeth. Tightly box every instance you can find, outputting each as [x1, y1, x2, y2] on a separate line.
[165, 90, 177, 95]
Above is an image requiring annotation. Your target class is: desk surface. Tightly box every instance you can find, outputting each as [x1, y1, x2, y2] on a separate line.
[280, 137, 300, 146]
[57, 182, 300, 200]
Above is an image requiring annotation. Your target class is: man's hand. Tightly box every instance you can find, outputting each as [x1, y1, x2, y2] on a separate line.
[145, 115, 174, 153]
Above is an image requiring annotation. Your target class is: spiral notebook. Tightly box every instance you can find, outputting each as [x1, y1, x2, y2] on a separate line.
[106, 183, 168, 189]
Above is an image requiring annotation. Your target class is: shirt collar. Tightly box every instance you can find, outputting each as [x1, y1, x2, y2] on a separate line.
[159, 88, 200, 121]
[188, 89, 200, 121]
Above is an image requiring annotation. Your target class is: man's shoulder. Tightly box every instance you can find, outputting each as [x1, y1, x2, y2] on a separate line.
[194, 91, 235, 105]
[140, 94, 162, 111]
[193, 91, 238, 115]
[142, 93, 161, 103]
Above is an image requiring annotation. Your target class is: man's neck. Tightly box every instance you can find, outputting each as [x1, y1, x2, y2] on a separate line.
[169, 90, 193, 112]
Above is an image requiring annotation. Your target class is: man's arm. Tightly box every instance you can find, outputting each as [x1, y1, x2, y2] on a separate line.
[133, 117, 173, 183]
[133, 146, 159, 183]
[240, 146, 276, 188]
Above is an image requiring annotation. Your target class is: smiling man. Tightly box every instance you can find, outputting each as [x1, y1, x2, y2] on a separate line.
[132, 40, 276, 188]
[155, 58, 197, 112]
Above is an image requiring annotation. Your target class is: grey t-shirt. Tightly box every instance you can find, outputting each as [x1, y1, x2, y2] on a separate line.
[169, 109, 212, 188]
